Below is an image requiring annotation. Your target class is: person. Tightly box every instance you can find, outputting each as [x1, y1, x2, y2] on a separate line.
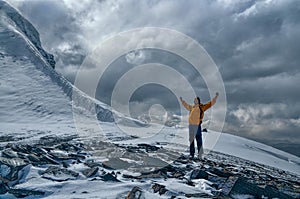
[180, 92, 219, 159]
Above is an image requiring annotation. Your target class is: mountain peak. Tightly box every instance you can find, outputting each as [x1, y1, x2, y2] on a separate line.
[0, 0, 55, 68]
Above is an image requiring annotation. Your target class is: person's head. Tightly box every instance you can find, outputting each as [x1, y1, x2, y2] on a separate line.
[194, 97, 201, 104]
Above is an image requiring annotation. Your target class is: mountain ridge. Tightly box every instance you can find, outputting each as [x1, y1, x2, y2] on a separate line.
[0, 0, 55, 68]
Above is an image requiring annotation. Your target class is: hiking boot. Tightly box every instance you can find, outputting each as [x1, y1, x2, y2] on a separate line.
[189, 155, 194, 160]
[198, 150, 204, 160]
[197, 153, 203, 160]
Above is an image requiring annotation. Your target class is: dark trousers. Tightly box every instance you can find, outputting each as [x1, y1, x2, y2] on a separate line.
[189, 124, 202, 157]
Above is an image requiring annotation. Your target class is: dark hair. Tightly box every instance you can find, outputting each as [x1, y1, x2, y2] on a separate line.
[196, 97, 201, 104]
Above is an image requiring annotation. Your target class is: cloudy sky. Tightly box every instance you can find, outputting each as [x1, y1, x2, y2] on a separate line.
[8, 0, 300, 156]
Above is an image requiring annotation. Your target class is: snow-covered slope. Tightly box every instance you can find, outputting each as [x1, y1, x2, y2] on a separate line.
[212, 131, 300, 175]
[0, 0, 75, 140]
[0, 0, 299, 180]
[0, 0, 132, 143]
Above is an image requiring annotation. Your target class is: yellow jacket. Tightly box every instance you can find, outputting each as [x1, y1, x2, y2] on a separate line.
[181, 96, 217, 125]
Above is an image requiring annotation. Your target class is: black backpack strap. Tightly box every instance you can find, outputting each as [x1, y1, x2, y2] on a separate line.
[199, 105, 203, 125]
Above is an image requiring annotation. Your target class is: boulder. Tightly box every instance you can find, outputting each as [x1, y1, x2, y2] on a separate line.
[102, 173, 120, 182]
[41, 166, 79, 182]
[209, 168, 232, 178]
[41, 154, 60, 165]
[142, 156, 168, 168]
[190, 169, 209, 180]
[228, 177, 265, 197]
[1, 150, 18, 159]
[0, 157, 29, 186]
[222, 177, 292, 198]
[84, 160, 102, 168]
[0, 180, 8, 194]
[27, 154, 41, 163]
[102, 158, 132, 170]
[82, 167, 99, 178]
[263, 185, 293, 199]
[137, 144, 160, 152]
[126, 186, 145, 199]
[152, 183, 168, 195]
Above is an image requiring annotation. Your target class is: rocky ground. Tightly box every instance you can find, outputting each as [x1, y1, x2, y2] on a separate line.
[0, 135, 299, 198]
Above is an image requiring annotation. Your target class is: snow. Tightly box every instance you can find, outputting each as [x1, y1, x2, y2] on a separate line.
[0, 1, 299, 198]
[231, 194, 255, 199]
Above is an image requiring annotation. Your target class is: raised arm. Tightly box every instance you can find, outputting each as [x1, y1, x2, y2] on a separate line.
[180, 97, 192, 111]
[202, 92, 219, 111]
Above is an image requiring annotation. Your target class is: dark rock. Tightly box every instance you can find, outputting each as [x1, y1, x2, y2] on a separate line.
[174, 156, 190, 164]
[84, 160, 102, 168]
[228, 177, 265, 198]
[0, 180, 8, 194]
[27, 154, 40, 163]
[56, 143, 82, 152]
[41, 166, 79, 182]
[186, 180, 194, 186]
[185, 192, 211, 198]
[122, 174, 139, 179]
[42, 146, 55, 152]
[68, 153, 86, 160]
[0, 135, 15, 142]
[209, 168, 232, 178]
[263, 185, 294, 199]
[190, 169, 209, 180]
[82, 167, 99, 178]
[0, 157, 29, 185]
[152, 183, 168, 195]
[41, 154, 60, 165]
[8, 188, 45, 198]
[220, 176, 239, 196]
[175, 158, 189, 164]
[137, 143, 160, 152]
[62, 161, 69, 168]
[158, 164, 177, 173]
[31, 147, 47, 156]
[16, 152, 27, 159]
[208, 176, 227, 189]
[126, 186, 145, 199]
[102, 173, 120, 182]
[142, 156, 168, 168]
[14, 145, 33, 154]
[1, 150, 18, 158]
[138, 171, 165, 179]
[102, 158, 132, 170]
[48, 152, 73, 161]
[173, 171, 185, 178]
[38, 135, 76, 147]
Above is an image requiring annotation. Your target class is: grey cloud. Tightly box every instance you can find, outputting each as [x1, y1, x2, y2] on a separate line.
[10, 0, 300, 156]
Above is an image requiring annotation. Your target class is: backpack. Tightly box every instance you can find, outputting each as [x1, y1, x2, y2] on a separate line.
[199, 105, 204, 124]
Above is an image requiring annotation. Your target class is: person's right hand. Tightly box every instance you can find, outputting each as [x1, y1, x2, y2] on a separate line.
[216, 92, 219, 97]
[180, 97, 183, 101]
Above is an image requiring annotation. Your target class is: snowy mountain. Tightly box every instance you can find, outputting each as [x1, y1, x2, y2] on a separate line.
[0, 0, 144, 142]
[0, 1, 299, 198]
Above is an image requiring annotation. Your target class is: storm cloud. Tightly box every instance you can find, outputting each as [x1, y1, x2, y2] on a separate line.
[7, 0, 300, 156]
